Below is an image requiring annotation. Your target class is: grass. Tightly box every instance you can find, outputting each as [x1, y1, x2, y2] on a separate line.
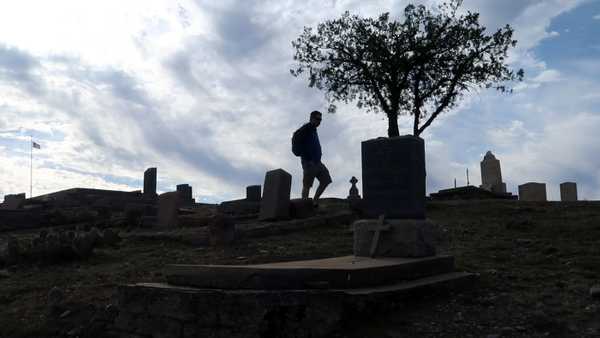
[1, 199, 600, 337]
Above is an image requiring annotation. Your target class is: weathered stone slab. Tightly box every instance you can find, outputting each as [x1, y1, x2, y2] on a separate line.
[289, 199, 315, 219]
[361, 136, 425, 219]
[353, 219, 436, 258]
[246, 185, 261, 201]
[157, 192, 180, 228]
[165, 255, 454, 290]
[143, 168, 157, 197]
[518, 182, 547, 201]
[560, 182, 577, 201]
[259, 169, 292, 221]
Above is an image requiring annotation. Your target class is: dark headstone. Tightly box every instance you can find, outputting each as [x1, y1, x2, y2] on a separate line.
[361, 136, 425, 219]
[72, 233, 95, 258]
[143, 168, 157, 197]
[102, 228, 121, 246]
[259, 169, 292, 221]
[246, 185, 261, 202]
[518, 182, 547, 201]
[176, 184, 193, 206]
[157, 191, 181, 227]
[47, 286, 65, 312]
[1, 193, 26, 210]
[289, 199, 316, 219]
[208, 215, 236, 246]
[560, 182, 577, 201]
[4, 236, 19, 265]
[218, 199, 260, 216]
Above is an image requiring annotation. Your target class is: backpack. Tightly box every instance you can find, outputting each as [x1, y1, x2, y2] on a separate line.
[291, 127, 304, 157]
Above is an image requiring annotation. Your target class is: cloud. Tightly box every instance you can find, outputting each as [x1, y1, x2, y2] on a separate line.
[593, 14, 600, 20]
[0, 44, 44, 95]
[0, 0, 598, 204]
[532, 69, 561, 83]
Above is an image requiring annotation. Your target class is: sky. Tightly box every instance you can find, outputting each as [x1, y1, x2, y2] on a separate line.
[0, 0, 599, 203]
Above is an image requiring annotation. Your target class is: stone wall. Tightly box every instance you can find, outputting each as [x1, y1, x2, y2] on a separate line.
[110, 283, 343, 338]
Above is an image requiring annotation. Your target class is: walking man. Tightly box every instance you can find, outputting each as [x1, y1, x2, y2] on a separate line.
[292, 110, 332, 205]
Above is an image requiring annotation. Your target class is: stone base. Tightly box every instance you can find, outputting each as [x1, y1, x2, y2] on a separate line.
[112, 272, 475, 338]
[353, 219, 436, 258]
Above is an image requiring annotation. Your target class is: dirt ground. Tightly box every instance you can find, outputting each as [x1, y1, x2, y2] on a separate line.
[1, 199, 599, 337]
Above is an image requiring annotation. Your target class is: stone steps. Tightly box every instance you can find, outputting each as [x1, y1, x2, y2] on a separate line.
[112, 271, 475, 337]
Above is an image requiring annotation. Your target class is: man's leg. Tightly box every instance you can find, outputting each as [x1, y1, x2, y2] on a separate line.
[302, 186, 310, 199]
[313, 181, 329, 202]
[302, 163, 316, 200]
[313, 163, 332, 204]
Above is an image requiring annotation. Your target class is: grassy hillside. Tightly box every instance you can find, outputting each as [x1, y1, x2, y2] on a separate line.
[0, 200, 599, 337]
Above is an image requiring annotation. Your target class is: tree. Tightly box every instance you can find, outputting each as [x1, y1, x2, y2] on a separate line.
[291, 0, 524, 137]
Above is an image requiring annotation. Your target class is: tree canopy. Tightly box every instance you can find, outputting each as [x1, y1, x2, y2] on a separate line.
[291, 0, 524, 137]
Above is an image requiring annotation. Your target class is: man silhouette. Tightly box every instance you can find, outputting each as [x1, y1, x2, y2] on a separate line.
[296, 110, 332, 205]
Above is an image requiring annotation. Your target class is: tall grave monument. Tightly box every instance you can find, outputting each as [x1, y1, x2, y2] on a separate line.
[480, 151, 507, 194]
[176, 184, 194, 206]
[354, 136, 435, 257]
[143, 167, 157, 198]
[259, 169, 292, 221]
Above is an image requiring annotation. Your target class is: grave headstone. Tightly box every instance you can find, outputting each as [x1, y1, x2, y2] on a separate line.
[479, 151, 507, 193]
[518, 182, 547, 201]
[246, 185, 261, 202]
[289, 199, 315, 219]
[157, 191, 181, 227]
[0, 193, 26, 210]
[259, 169, 292, 221]
[361, 136, 425, 219]
[208, 215, 236, 246]
[347, 176, 361, 200]
[560, 182, 578, 201]
[143, 168, 157, 197]
[176, 184, 194, 206]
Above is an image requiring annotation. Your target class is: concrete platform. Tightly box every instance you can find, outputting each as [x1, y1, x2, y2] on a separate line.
[165, 255, 456, 289]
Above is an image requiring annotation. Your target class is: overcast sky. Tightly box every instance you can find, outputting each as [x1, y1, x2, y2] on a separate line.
[1, 0, 599, 203]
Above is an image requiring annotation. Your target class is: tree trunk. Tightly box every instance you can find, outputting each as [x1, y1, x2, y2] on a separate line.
[413, 111, 420, 136]
[387, 113, 399, 137]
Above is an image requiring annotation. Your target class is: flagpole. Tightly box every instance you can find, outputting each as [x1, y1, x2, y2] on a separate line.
[30, 135, 33, 198]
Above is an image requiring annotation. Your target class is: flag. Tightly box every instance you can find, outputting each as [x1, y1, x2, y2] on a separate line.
[32, 141, 41, 149]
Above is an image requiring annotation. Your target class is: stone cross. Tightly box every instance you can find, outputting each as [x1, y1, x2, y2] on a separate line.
[347, 176, 361, 200]
[369, 215, 391, 257]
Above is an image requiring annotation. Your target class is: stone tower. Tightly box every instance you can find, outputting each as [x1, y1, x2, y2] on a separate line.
[480, 151, 507, 194]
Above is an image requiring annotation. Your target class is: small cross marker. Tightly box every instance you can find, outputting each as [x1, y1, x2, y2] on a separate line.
[369, 214, 391, 257]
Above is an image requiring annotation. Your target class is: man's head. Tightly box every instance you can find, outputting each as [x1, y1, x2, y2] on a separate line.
[309, 110, 322, 127]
